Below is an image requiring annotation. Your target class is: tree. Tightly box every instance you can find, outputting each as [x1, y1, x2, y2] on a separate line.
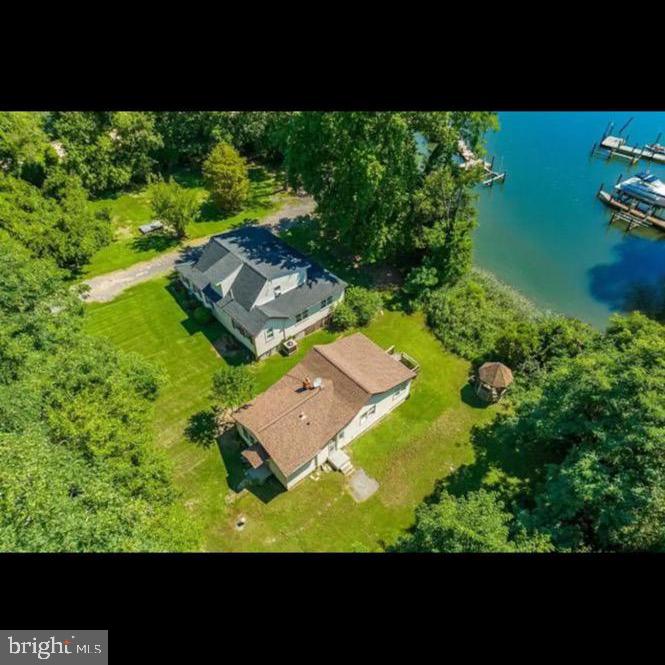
[47, 112, 162, 194]
[285, 112, 418, 262]
[0, 171, 112, 272]
[393, 489, 551, 553]
[0, 112, 53, 185]
[344, 287, 383, 326]
[153, 112, 231, 170]
[202, 142, 250, 213]
[211, 366, 257, 415]
[284, 111, 497, 275]
[0, 236, 198, 552]
[468, 312, 665, 552]
[330, 301, 358, 331]
[405, 166, 477, 293]
[150, 179, 200, 238]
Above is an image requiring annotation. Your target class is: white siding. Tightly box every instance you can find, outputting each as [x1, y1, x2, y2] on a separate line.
[213, 265, 242, 298]
[336, 380, 412, 450]
[254, 270, 306, 307]
[211, 307, 256, 354]
[252, 291, 344, 358]
[267, 378, 413, 490]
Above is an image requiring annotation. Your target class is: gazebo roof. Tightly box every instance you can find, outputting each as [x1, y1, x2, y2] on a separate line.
[478, 362, 514, 388]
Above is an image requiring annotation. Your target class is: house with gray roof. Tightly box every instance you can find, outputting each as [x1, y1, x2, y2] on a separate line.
[175, 226, 346, 358]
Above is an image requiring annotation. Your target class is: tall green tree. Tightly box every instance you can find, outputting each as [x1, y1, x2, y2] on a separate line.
[211, 365, 257, 415]
[285, 112, 419, 262]
[202, 142, 250, 213]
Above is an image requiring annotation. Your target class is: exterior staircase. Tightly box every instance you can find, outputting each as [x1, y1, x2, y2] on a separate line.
[328, 449, 355, 476]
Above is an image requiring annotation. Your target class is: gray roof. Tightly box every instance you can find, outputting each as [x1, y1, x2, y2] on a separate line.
[175, 226, 346, 337]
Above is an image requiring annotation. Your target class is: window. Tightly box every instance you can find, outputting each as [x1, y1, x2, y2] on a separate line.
[337, 429, 345, 442]
[266, 328, 275, 341]
[360, 405, 376, 426]
[295, 308, 309, 323]
[274, 285, 282, 298]
[320, 295, 333, 308]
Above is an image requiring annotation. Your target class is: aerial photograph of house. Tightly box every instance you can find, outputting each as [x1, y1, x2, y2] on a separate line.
[2, 108, 664, 558]
[175, 226, 346, 358]
[235, 332, 416, 490]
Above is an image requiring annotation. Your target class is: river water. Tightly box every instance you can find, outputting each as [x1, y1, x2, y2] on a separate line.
[474, 111, 665, 328]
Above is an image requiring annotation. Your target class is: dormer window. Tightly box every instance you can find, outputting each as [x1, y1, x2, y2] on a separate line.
[274, 285, 282, 298]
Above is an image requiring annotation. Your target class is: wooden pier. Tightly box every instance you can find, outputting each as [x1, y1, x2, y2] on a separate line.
[457, 139, 506, 186]
[591, 135, 665, 166]
[597, 189, 665, 232]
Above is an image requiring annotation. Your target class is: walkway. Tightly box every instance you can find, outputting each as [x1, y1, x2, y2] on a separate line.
[82, 196, 315, 303]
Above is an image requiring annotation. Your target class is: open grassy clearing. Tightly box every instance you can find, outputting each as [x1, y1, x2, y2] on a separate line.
[84, 273, 503, 551]
[83, 166, 287, 279]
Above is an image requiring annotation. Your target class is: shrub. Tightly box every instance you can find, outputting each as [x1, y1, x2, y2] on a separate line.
[202, 142, 250, 213]
[192, 306, 212, 325]
[330, 302, 358, 331]
[345, 286, 383, 327]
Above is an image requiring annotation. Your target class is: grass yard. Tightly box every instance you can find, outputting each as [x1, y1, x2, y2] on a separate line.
[84, 275, 500, 552]
[83, 166, 286, 279]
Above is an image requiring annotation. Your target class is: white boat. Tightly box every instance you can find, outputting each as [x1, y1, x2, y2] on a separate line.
[614, 172, 665, 209]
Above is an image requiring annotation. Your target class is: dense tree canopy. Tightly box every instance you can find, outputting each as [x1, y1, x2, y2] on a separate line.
[0, 171, 112, 271]
[284, 111, 498, 285]
[394, 489, 551, 553]
[47, 112, 163, 194]
[0, 112, 54, 185]
[517, 313, 665, 551]
[0, 238, 198, 551]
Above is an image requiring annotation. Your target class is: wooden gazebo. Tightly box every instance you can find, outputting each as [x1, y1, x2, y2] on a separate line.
[476, 362, 514, 403]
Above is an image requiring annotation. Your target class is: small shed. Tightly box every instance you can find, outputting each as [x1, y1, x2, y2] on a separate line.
[476, 361, 513, 403]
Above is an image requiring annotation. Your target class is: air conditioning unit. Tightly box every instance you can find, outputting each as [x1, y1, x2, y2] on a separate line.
[282, 338, 298, 355]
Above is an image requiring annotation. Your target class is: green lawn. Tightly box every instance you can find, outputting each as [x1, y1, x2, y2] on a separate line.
[83, 166, 287, 279]
[84, 276, 499, 551]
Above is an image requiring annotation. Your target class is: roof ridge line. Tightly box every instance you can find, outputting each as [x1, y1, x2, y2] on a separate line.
[312, 342, 375, 394]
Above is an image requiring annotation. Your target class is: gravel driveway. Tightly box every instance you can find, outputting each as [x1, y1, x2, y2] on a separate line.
[82, 196, 315, 304]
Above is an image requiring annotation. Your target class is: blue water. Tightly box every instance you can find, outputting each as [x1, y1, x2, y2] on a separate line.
[474, 111, 665, 328]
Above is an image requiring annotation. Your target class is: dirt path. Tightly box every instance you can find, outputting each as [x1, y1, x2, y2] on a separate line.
[82, 196, 315, 303]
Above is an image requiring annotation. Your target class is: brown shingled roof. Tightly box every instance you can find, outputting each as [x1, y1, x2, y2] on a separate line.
[234, 333, 416, 477]
[313, 333, 416, 394]
[241, 445, 269, 469]
[478, 362, 514, 388]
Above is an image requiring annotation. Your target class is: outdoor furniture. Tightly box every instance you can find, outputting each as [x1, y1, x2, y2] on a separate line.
[138, 220, 164, 235]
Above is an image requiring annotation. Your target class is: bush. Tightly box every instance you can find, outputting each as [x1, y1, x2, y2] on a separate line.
[345, 286, 383, 326]
[330, 302, 358, 331]
[192, 306, 212, 325]
[426, 269, 597, 375]
[202, 142, 250, 213]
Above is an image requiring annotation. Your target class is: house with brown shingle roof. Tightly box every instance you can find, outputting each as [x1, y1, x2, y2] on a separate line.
[234, 332, 417, 489]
